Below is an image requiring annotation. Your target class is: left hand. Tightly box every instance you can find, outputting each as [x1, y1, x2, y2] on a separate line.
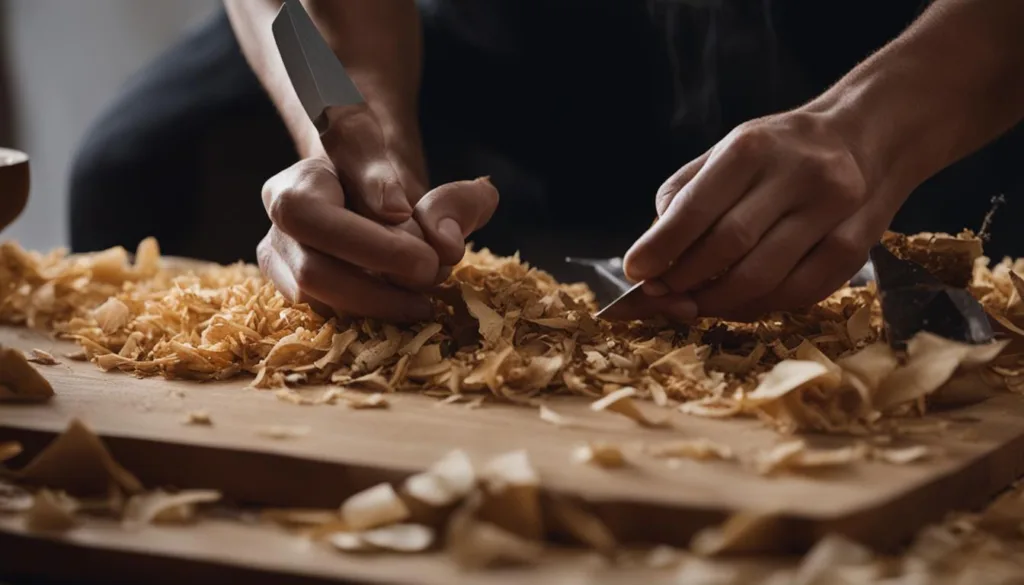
[619, 109, 903, 322]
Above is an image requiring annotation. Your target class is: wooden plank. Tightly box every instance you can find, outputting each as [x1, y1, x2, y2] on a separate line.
[2, 326, 1024, 556]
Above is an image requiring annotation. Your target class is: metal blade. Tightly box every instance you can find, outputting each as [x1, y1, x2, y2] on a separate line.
[594, 281, 646, 319]
[272, 0, 364, 135]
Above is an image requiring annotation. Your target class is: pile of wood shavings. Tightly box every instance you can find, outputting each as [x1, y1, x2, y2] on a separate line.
[2, 232, 1024, 439]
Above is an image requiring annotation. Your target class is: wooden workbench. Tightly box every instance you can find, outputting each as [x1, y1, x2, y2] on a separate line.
[3, 325, 1024, 583]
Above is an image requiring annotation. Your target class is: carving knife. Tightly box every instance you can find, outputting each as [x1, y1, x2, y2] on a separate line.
[272, 0, 365, 134]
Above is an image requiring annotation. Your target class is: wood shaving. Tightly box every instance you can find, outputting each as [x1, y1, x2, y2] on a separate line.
[646, 439, 734, 461]
[874, 445, 932, 465]
[181, 410, 212, 426]
[404, 449, 476, 508]
[25, 348, 58, 365]
[572, 443, 627, 468]
[0, 230, 1022, 445]
[590, 387, 669, 428]
[24, 489, 78, 532]
[15, 418, 142, 497]
[0, 346, 54, 403]
[256, 425, 309, 440]
[340, 483, 410, 531]
[359, 523, 434, 552]
[545, 494, 617, 555]
[538, 404, 578, 428]
[123, 489, 221, 528]
[0, 441, 22, 463]
[446, 492, 543, 569]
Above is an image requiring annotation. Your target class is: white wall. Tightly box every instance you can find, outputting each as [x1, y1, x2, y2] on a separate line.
[2, 0, 217, 252]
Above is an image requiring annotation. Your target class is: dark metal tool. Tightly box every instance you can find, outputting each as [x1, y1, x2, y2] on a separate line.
[869, 243, 994, 348]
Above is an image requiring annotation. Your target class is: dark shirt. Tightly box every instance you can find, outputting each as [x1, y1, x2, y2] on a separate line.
[415, 1, 926, 239]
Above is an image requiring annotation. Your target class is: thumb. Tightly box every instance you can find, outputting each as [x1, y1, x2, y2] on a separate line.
[414, 177, 499, 266]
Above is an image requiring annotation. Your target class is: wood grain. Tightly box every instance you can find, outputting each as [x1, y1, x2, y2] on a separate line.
[2, 324, 1024, 567]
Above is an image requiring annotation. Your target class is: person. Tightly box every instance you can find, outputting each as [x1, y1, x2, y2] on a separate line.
[70, 0, 1024, 324]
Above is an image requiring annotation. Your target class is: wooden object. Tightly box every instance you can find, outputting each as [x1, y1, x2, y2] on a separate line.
[0, 147, 29, 231]
[3, 325, 1024, 582]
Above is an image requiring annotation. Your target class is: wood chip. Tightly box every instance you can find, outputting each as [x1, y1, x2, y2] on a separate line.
[590, 387, 669, 428]
[573, 443, 627, 468]
[181, 410, 212, 426]
[256, 425, 309, 440]
[26, 348, 58, 365]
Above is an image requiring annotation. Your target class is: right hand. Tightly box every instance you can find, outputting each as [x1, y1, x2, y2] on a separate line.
[258, 105, 497, 322]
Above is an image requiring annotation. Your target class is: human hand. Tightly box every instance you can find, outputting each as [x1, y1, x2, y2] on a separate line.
[620, 110, 903, 322]
[259, 157, 497, 322]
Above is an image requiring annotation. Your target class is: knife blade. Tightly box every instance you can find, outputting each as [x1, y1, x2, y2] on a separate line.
[564, 256, 647, 318]
[594, 281, 646, 319]
[272, 0, 365, 135]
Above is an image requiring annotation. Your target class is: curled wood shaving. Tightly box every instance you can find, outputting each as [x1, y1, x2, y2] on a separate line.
[572, 443, 627, 468]
[0, 347, 54, 403]
[446, 493, 543, 569]
[340, 483, 410, 531]
[477, 450, 543, 541]
[590, 387, 669, 428]
[26, 348, 58, 365]
[404, 449, 476, 507]
[15, 418, 142, 497]
[646, 439, 734, 461]
[123, 489, 221, 528]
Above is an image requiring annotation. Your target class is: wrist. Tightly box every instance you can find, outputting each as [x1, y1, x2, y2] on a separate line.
[801, 72, 933, 208]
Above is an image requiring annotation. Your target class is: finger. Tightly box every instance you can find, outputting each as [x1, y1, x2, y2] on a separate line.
[321, 106, 421, 223]
[731, 209, 882, 318]
[413, 177, 500, 266]
[624, 134, 763, 281]
[598, 292, 698, 323]
[658, 177, 794, 293]
[688, 204, 841, 317]
[655, 150, 711, 217]
[258, 230, 334, 317]
[269, 226, 433, 322]
[262, 160, 440, 288]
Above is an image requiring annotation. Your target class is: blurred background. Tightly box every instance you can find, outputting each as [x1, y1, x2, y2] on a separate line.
[0, 0, 216, 252]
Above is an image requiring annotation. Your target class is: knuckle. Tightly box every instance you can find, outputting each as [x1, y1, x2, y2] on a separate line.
[267, 187, 306, 232]
[823, 232, 865, 263]
[715, 216, 758, 254]
[728, 125, 770, 158]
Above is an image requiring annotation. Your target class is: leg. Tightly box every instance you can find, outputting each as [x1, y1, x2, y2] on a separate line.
[69, 9, 295, 264]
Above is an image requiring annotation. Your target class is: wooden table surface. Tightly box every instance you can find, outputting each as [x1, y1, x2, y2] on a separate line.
[3, 325, 1024, 583]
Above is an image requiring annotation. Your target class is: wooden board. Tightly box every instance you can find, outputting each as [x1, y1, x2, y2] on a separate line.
[3, 325, 1024, 583]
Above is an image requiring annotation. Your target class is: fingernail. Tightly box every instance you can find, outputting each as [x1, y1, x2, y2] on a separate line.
[436, 218, 463, 250]
[382, 182, 411, 215]
[643, 279, 669, 297]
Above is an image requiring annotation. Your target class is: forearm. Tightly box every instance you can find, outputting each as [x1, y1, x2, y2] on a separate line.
[224, 0, 423, 161]
[807, 0, 1024, 197]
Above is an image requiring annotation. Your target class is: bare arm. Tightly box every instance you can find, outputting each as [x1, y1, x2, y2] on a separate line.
[623, 0, 1024, 322]
[222, 1, 497, 322]
[811, 0, 1024, 200]
[224, 0, 423, 169]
